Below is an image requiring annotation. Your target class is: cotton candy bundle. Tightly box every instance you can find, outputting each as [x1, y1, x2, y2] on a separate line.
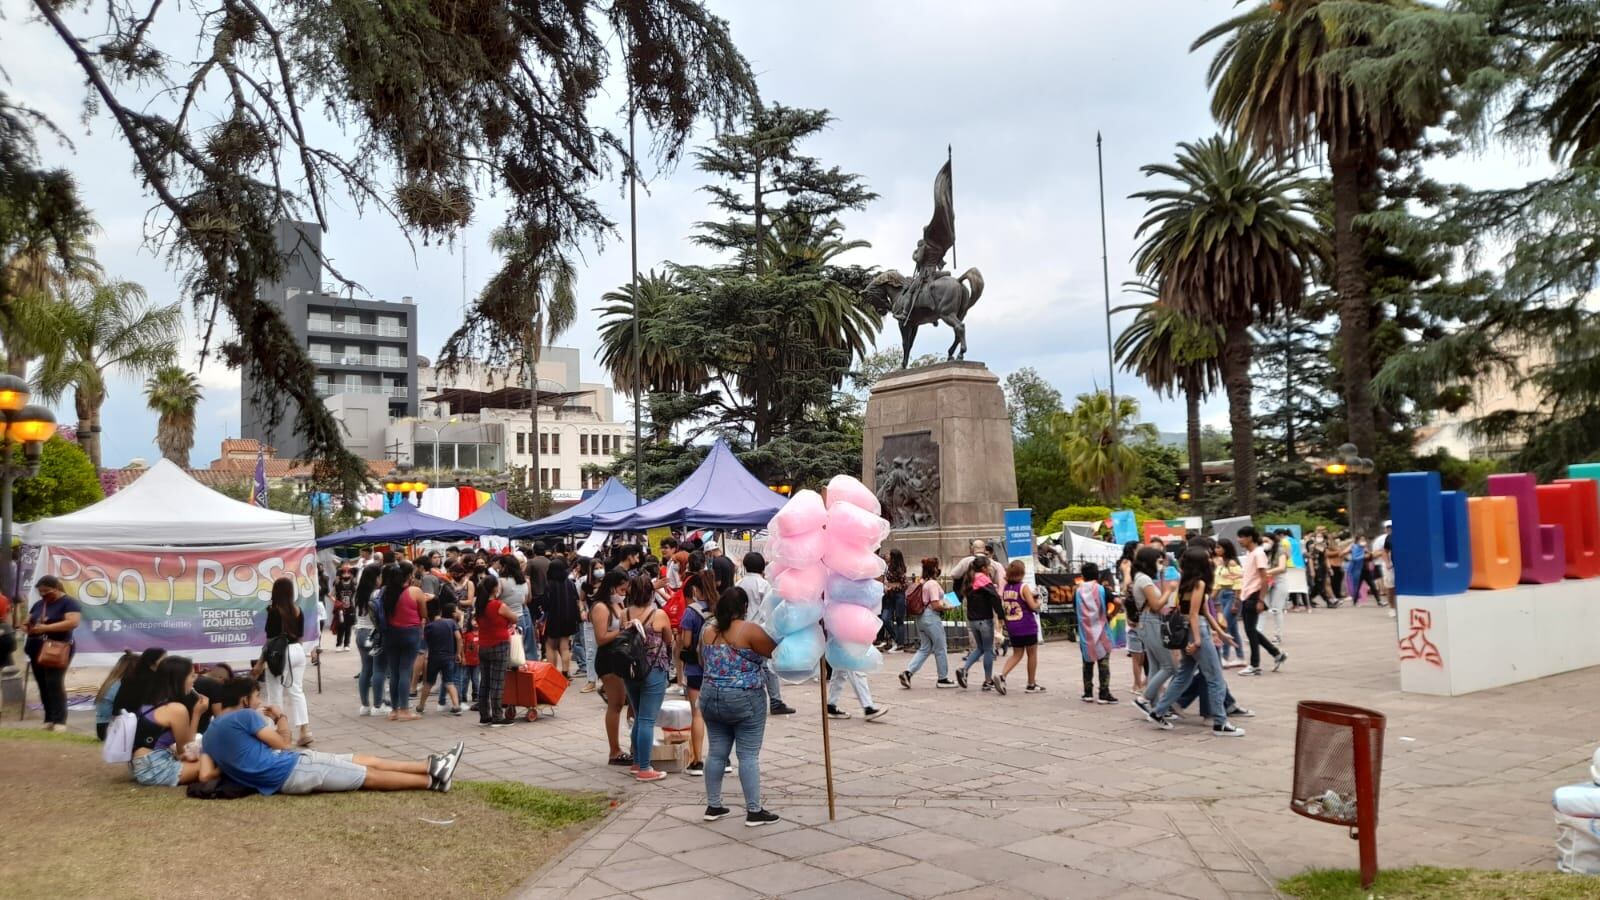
[764, 474, 893, 679]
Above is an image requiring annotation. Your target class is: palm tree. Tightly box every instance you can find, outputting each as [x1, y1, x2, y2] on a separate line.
[481, 225, 576, 492]
[0, 165, 100, 376]
[596, 270, 708, 399]
[34, 278, 183, 467]
[1195, 0, 1447, 530]
[145, 366, 203, 467]
[1115, 289, 1224, 503]
[1055, 391, 1159, 503]
[1131, 135, 1321, 515]
[759, 212, 879, 363]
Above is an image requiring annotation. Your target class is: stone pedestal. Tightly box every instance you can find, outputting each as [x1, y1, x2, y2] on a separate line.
[862, 361, 1018, 567]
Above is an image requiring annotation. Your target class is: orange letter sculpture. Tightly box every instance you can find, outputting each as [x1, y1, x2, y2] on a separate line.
[1467, 496, 1521, 590]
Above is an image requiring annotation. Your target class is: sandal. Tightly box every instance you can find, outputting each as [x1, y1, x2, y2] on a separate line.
[608, 753, 634, 766]
[296, 733, 316, 747]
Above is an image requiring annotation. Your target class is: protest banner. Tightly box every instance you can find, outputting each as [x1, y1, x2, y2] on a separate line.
[33, 543, 320, 665]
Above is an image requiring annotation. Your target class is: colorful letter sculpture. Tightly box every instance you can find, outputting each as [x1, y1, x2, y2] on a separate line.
[1545, 480, 1600, 579]
[1466, 496, 1521, 590]
[1487, 473, 1565, 584]
[1388, 472, 1471, 596]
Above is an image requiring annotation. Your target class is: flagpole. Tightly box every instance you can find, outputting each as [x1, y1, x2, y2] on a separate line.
[1097, 133, 1117, 433]
[628, 31, 643, 507]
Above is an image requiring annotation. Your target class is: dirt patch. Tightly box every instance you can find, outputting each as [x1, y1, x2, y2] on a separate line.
[0, 728, 606, 899]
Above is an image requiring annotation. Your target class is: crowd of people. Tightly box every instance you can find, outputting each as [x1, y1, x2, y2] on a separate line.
[7, 516, 1399, 821]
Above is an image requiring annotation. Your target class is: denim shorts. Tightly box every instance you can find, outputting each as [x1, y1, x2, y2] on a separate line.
[1127, 625, 1144, 654]
[426, 657, 458, 688]
[279, 750, 366, 794]
[130, 748, 181, 786]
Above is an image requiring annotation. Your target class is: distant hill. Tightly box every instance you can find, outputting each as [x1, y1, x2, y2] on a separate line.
[1158, 431, 1187, 448]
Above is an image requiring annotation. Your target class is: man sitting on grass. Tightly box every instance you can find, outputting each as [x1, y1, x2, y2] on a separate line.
[201, 677, 464, 794]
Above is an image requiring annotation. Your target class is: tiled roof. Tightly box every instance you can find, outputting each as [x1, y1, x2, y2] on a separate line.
[112, 466, 250, 491]
[210, 457, 300, 477]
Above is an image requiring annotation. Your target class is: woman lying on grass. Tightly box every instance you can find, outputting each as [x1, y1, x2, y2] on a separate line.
[200, 676, 464, 795]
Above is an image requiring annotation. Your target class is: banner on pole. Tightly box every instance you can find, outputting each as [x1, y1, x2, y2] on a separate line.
[1110, 510, 1138, 545]
[35, 543, 320, 665]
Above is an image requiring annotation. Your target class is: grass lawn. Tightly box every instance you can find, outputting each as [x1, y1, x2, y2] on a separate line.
[1281, 866, 1600, 899]
[0, 727, 608, 899]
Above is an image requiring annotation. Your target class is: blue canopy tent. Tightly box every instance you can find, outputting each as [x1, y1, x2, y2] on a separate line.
[316, 500, 491, 548]
[458, 499, 530, 536]
[510, 477, 639, 538]
[592, 439, 786, 531]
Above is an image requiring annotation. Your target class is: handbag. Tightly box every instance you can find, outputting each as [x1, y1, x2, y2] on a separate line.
[36, 637, 72, 669]
[1160, 607, 1190, 651]
[507, 629, 527, 668]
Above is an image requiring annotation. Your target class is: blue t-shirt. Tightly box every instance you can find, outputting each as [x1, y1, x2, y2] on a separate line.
[202, 709, 299, 795]
[424, 618, 459, 660]
[679, 604, 707, 678]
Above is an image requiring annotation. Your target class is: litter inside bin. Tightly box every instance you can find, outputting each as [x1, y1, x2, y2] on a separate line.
[1294, 789, 1357, 823]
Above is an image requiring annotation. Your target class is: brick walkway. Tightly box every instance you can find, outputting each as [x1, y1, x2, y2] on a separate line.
[287, 605, 1587, 898]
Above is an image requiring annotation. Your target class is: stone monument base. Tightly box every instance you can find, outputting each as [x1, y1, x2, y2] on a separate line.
[862, 361, 1018, 567]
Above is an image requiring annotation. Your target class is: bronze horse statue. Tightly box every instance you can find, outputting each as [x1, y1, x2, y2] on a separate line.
[862, 267, 985, 368]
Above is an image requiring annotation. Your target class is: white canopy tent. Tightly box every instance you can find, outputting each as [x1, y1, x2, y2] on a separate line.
[21, 458, 313, 548]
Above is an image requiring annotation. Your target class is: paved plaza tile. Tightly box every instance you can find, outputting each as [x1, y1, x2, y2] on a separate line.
[286, 605, 1591, 897]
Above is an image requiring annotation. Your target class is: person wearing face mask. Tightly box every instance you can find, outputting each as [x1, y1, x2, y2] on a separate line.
[575, 558, 605, 692]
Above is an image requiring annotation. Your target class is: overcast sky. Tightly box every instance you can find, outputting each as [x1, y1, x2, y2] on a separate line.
[4, 0, 1550, 470]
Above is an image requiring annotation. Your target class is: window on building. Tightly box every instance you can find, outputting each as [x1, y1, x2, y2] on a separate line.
[516, 433, 525, 455]
[600, 435, 609, 455]
[551, 433, 560, 454]
[540, 433, 549, 455]
[551, 468, 561, 490]
[580, 434, 588, 455]
[540, 468, 550, 490]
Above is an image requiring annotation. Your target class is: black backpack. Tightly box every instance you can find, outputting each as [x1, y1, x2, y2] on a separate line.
[263, 634, 292, 679]
[607, 620, 650, 681]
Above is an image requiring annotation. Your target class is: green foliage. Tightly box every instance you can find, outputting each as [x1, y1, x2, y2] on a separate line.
[1041, 506, 1112, 537]
[1257, 506, 1343, 535]
[145, 366, 203, 468]
[1003, 368, 1086, 526]
[456, 782, 607, 831]
[1279, 864, 1600, 900]
[11, 436, 103, 522]
[1055, 391, 1159, 503]
[12, 2, 757, 500]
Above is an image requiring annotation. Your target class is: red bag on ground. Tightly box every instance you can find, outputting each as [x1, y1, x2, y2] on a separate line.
[529, 661, 566, 706]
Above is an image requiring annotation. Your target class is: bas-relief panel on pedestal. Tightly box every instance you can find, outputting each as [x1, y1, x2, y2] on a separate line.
[875, 431, 941, 530]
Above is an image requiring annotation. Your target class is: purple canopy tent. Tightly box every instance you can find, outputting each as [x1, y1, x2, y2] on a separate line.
[458, 498, 531, 536]
[510, 477, 639, 538]
[592, 439, 786, 531]
[316, 500, 491, 548]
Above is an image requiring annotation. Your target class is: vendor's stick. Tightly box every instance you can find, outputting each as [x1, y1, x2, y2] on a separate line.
[819, 673, 836, 821]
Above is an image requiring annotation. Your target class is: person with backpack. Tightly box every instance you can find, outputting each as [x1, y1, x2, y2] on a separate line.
[590, 569, 633, 765]
[899, 556, 957, 690]
[620, 575, 672, 782]
[1075, 563, 1117, 704]
[698, 585, 780, 826]
[676, 571, 718, 775]
[257, 577, 315, 747]
[950, 553, 998, 692]
[1142, 546, 1245, 737]
[995, 560, 1045, 694]
[126, 655, 207, 786]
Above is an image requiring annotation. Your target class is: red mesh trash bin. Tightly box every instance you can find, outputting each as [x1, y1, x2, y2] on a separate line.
[1292, 701, 1386, 888]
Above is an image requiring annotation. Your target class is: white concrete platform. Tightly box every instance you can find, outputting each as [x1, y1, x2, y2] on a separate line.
[1398, 580, 1600, 695]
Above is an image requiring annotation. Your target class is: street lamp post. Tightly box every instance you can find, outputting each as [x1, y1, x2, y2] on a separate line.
[1, 373, 59, 597]
[1324, 442, 1375, 533]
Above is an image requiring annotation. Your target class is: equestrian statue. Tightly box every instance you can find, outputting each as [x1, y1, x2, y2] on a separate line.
[862, 159, 985, 368]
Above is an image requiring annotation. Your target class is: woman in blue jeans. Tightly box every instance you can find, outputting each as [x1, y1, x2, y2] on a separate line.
[381, 561, 427, 722]
[1212, 540, 1246, 666]
[353, 564, 388, 715]
[900, 557, 956, 689]
[698, 585, 781, 826]
[1146, 546, 1245, 737]
[621, 576, 672, 782]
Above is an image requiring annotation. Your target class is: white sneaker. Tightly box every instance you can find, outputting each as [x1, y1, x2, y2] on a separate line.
[376, 705, 394, 716]
[358, 706, 372, 717]
[1237, 667, 1258, 676]
[1213, 722, 1246, 738]
[666, 684, 685, 696]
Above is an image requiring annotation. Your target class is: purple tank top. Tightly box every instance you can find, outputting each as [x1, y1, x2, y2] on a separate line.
[1000, 581, 1038, 639]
